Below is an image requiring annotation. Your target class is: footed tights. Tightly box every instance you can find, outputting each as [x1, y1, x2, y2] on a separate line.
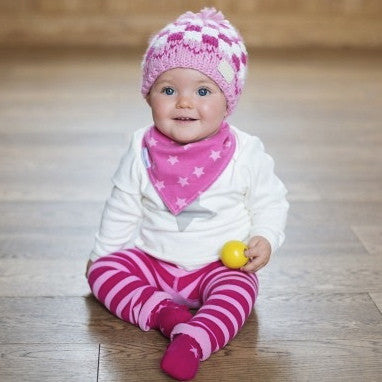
[88, 248, 258, 379]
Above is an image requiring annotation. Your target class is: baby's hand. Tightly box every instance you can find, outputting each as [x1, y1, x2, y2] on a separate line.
[241, 236, 271, 273]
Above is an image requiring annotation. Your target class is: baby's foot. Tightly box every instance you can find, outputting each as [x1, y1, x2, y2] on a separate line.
[161, 334, 201, 381]
[150, 300, 193, 338]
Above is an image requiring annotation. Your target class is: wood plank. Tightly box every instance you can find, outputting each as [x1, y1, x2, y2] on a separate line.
[98, 339, 382, 382]
[0, 296, 105, 344]
[98, 342, 166, 382]
[1, 295, 379, 380]
[0, 144, 122, 202]
[253, 292, 382, 341]
[0, 179, 112, 202]
[1, 13, 382, 49]
[0, 259, 90, 297]
[281, 181, 321, 202]
[315, 180, 382, 202]
[352, 226, 382, 255]
[289, 201, 382, 226]
[369, 292, 382, 314]
[0, 293, 380, 345]
[283, 223, 366, 256]
[0, 232, 94, 260]
[0, 344, 98, 382]
[259, 252, 382, 294]
[0, 201, 102, 234]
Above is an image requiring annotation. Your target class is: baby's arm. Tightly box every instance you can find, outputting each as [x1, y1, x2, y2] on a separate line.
[242, 140, 289, 272]
[86, 186, 143, 277]
[86, 132, 144, 277]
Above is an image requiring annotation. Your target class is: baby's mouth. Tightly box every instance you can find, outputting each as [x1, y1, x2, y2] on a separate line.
[173, 117, 198, 121]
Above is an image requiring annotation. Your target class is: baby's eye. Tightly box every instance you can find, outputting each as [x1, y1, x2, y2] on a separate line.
[197, 87, 211, 96]
[161, 87, 175, 95]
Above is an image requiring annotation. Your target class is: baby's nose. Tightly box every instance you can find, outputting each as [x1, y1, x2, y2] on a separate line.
[176, 95, 193, 108]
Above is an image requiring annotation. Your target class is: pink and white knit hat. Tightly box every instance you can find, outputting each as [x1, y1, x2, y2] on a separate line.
[141, 8, 247, 115]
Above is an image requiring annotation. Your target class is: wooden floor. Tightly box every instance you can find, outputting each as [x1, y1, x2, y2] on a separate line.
[0, 47, 381, 381]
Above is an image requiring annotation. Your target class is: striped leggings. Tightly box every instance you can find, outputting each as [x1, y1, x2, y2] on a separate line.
[87, 248, 258, 360]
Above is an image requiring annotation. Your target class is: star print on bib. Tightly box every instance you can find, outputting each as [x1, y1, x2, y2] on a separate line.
[142, 122, 236, 215]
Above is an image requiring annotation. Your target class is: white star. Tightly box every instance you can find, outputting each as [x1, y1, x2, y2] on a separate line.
[155, 180, 165, 190]
[225, 140, 232, 148]
[148, 137, 158, 147]
[176, 198, 187, 208]
[183, 143, 193, 151]
[167, 155, 179, 165]
[177, 177, 189, 187]
[210, 150, 221, 161]
[190, 346, 199, 358]
[193, 166, 205, 178]
[175, 198, 217, 232]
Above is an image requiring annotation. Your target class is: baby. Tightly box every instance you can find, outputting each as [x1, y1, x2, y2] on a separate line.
[86, 8, 289, 381]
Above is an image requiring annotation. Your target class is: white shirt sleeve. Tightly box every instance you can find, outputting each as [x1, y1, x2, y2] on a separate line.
[89, 136, 144, 261]
[245, 139, 289, 254]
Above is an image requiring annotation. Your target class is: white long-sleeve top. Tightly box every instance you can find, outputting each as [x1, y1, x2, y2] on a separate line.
[90, 125, 289, 270]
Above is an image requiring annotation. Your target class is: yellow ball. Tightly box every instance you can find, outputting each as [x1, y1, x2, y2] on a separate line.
[220, 240, 248, 269]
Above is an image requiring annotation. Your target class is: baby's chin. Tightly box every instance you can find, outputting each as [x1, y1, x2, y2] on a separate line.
[171, 136, 209, 145]
[156, 126, 218, 145]
[162, 131, 205, 145]
[170, 130, 221, 145]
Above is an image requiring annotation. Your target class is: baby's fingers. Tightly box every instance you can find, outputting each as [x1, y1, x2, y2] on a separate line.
[241, 256, 265, 273]
[240, 255, 269, 272]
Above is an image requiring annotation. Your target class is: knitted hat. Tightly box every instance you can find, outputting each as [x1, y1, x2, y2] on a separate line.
[141, 8, 247, 115]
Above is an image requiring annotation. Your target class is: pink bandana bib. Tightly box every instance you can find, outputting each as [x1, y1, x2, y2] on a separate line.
[142, 122, 236, 215]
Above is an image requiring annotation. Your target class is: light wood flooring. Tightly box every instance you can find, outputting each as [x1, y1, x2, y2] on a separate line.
[0, 47, 381, 381]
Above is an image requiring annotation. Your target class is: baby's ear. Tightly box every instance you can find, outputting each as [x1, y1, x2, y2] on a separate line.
[145, 94, 151, 107]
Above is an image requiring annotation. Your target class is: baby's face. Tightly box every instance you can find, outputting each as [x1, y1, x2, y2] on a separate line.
[146, 68, 227, 144]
